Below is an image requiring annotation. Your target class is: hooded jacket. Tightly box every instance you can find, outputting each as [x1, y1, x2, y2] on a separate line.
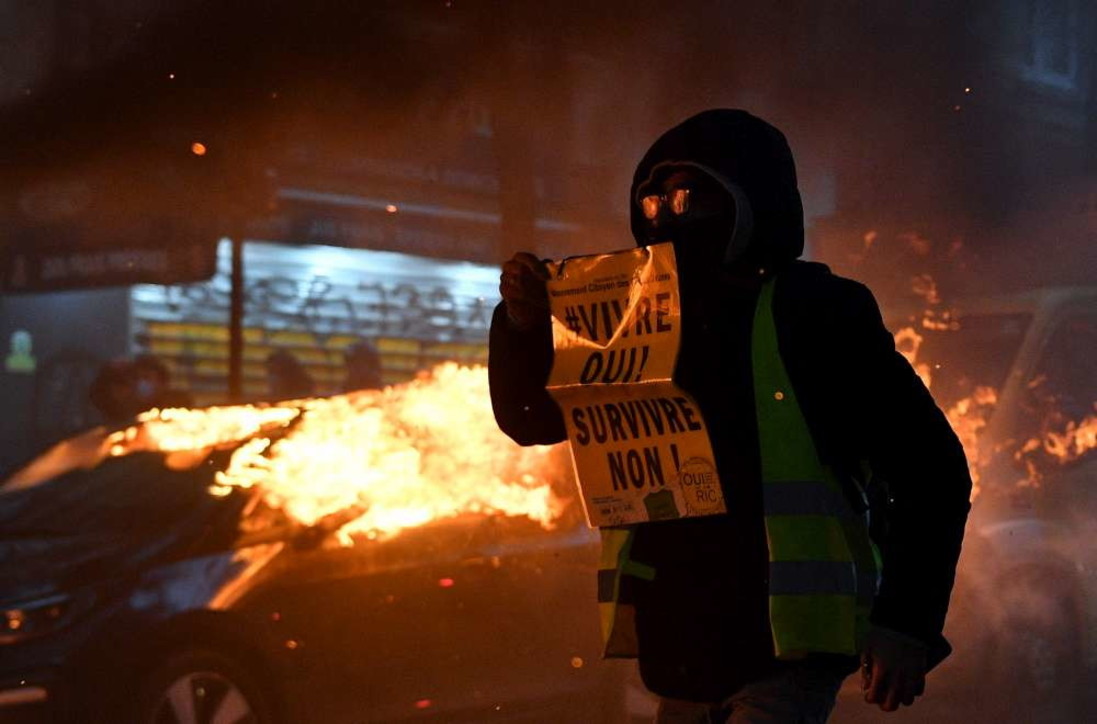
[488, 109, 971, 702]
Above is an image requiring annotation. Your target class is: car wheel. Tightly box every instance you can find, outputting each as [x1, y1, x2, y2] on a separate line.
[135, 648, 277, 724]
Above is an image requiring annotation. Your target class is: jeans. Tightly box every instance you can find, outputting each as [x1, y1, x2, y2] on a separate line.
[654, 663, 849, 724]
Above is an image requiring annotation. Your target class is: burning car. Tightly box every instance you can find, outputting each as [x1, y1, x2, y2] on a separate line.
[0, 364, 626, 723]
[939, 286, 1095, 722]
[834, 284, 1096, 722]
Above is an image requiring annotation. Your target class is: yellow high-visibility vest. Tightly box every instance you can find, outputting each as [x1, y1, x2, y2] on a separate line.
[597, 276, 880, 659]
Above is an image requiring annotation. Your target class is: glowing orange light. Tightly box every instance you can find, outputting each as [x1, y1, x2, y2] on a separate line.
[191, 142, 207, 156]
[1014, 409, 1097, 488]
[415, 700, 432, 709]
[894, 326, 932, 389]
[911, 274, 941, 305]
[112, 363, 565, 544]
[438, 578, 455, 588]
[385, 204, 398, 214]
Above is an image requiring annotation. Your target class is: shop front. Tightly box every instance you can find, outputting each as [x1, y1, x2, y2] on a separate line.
[0, 239, 501, 472]
[131, 239, 500, 405]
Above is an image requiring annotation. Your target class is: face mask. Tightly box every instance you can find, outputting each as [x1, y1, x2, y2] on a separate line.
[636, 165, 740, 274]
[645, 211, 736, 278]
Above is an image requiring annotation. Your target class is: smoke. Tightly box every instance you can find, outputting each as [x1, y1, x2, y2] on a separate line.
[1, 7, 1093, 717]
[4, 1, 1092, 281]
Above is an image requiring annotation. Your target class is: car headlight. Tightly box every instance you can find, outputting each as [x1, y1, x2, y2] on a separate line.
[0, 591, 96, 644]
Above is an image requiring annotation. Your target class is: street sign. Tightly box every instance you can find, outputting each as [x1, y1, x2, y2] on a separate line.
[1, 241, 218, 294]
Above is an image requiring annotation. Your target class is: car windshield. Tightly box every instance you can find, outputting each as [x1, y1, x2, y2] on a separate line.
[917, 312, 1032, 409]
[0, 443, 230, 539]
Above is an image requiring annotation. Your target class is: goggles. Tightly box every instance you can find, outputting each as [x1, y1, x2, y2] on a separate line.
[639, 186, 691, 221]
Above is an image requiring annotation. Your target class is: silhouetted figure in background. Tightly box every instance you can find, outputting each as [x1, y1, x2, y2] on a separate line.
[133, 354, 193, 409]
[88, 359, 141, 424]
[89, 355, 195, 425]
[266, 349, 315, 400]
[343, 340, 384, 392]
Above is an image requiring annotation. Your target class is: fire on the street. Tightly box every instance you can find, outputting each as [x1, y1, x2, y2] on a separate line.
[111, 363, 565, 543]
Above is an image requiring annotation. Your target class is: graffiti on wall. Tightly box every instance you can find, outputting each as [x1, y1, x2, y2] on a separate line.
[130, 253, 499, 403]
[141, 271, 494, 343]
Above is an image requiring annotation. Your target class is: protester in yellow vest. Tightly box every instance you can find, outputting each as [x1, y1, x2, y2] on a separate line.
[488, 109, 971, 722]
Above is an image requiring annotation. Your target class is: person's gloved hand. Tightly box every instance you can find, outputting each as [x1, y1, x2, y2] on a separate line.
[499, 252, 550, 330]
[861, 625, 929, 712]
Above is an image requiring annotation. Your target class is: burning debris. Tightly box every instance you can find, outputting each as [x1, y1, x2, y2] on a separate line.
[890, 268, 1095, 499]
[895, 313, 997, 496]
[108, 363, 567, 543]
[894, 325, 934, 389]
[1014, 407, 1097, 488]
[117, 405, 301, 454]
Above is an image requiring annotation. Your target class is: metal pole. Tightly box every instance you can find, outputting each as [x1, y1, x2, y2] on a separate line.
[229, 236, 245, 402]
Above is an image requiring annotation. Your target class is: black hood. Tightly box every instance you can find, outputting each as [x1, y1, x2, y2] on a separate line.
[629, 109, 804, 269]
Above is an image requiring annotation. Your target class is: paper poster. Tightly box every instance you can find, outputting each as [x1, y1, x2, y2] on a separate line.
[546, 242, 725, 527]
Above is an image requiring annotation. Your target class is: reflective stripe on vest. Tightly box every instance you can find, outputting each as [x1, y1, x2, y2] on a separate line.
[594, 275, 879, 659]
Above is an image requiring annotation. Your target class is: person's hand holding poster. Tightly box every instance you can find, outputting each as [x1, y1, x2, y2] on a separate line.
[546, 242, 725, 527]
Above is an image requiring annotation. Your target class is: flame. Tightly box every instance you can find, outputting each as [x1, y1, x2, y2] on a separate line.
[894, 326, 934, 389]
[894, 282, 988, 496]
[1041, 410, 1097, 463]
[115, 363, 565, 543]
[895, 311, 997, 497]
[121, 405, 300, 453]
[895, 278, 1093, 498]
[1013, 406, 1097, 487]
[942, 386, 999, 498]
[901, 319, 1094, 498]
[921, 309, 959, 332]
[847, 230, 878, 265]
[911, 274, 940, 305]
[899, 232, 932, 256]
[841, 233, 1093, 501]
